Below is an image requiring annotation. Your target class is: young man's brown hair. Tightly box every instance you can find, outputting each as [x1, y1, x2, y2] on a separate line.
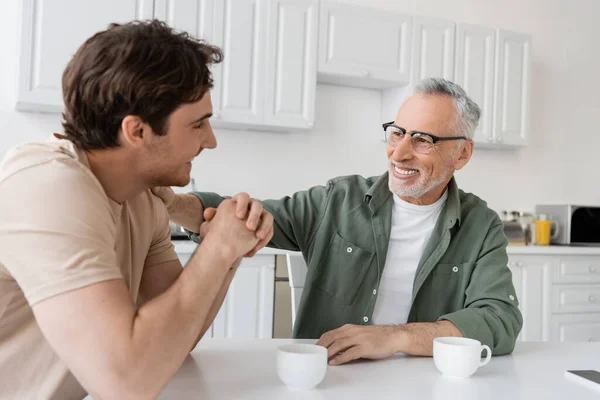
[61, 19, 223, 150]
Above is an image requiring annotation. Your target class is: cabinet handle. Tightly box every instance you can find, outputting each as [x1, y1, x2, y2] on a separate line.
[589, 295, 596, 303]
[213, 112, 221, 119]
[590, 266, 597, 273]
[516, 261, 523, 267]
[363, 70, 370, 77]
[307, 122, 314, 128]
[589, 338, 596, 342]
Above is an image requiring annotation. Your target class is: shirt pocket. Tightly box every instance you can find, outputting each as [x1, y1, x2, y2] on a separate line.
[312, 232, 375, 305]
[431, 262, 475, 310]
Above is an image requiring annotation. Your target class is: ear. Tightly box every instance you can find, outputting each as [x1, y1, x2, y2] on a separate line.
[453, 140, 474, 171]
[120, 115, 146, 149]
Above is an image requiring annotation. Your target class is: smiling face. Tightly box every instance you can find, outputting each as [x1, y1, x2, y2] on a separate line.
[140, 91, 216, 187]
[386, 93, 473, 205]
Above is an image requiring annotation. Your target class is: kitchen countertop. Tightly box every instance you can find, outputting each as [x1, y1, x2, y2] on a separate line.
[506, 245, 600, 255]
[172, 239, 600, 256]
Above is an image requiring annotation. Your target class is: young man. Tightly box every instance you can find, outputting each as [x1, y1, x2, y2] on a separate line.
[0, 20, 273, 399]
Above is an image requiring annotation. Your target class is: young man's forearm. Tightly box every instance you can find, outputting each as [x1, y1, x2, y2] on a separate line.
[191, 261, 242, 349]
[394, 321, 462, 356]
[169, 193, 204, 233]
[109, 238, 237, 398]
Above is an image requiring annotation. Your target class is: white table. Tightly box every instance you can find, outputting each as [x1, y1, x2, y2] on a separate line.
[158, 339, 600, 399]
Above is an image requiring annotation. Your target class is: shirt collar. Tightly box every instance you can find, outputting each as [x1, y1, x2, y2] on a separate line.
[364, 172, 462, 228]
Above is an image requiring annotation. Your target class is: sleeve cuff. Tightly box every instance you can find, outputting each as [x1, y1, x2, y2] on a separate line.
[186, 192, 229, 243]
[185, 228, 202, 244]
[437, 308, 493, 352]
[189, 192, 229, 209]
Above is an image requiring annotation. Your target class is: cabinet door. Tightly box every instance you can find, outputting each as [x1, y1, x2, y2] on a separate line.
[551, 284, 600, 314]
[263, 0, 318, 130]
[508, 255, 554, 341]
[154, 0, 214, 41]
[17, 0, 154, 112]
[211, 0, 267, 125]
[550, 314, 600, 343]
[493, 30, 531, 146]
[454, 23, 496, 145]
[411, 16, 455, 84]
[212, 255, 275, 339]
[318, 1, 411, 88]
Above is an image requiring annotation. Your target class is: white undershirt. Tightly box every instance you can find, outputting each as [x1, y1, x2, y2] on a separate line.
[372, 190, 448, 326]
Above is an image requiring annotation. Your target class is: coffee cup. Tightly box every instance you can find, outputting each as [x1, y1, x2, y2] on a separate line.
[277, 344, 327, 390]
[433, 337, 491, 378]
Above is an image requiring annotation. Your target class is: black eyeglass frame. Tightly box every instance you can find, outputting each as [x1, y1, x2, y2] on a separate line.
[382, 122, 468, 145]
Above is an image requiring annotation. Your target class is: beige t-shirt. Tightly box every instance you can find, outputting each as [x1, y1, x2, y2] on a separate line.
[0, 136, 179, 400]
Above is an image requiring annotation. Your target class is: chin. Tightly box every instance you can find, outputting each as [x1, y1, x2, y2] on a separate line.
[172, 177, 191, 187]
[389, 178, 412, 193]
[154, 174, 190, 188]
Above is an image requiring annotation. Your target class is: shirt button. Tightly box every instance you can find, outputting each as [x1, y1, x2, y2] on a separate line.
[452, 266, 459, 272]
[509, 295, 515, 301]
[373, 289, 377, 295]
[346, 247, 353, 253]
[363, 316, 369, 323]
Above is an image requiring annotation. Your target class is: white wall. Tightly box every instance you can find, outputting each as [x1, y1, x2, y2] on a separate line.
[0, 2, 62, 151]
[2, 0, 600, 213]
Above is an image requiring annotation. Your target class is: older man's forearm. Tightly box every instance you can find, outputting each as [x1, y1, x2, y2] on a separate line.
[169, 193, 204, 233]
[395, 320, 462, 356]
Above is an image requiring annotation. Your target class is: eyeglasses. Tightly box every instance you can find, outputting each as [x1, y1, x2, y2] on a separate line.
[382, 122, 468, 155]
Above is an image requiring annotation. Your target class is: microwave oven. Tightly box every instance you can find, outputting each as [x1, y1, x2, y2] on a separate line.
[534, 205, 600, 245]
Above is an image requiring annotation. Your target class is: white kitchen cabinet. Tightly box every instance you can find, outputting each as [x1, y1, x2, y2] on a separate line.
[176, 245, 275, 339]
[509, 251, 600, 343]
[492, 30, 531, 146]
[263, 0, 318, 130]
[508, 255, 554, 342]
[411, 16, 455, 84]
[17, 0, 317, 132]
[454, 23, 496, 145]
[381, 16, 454, 122]
[551, 285, 600, 314]
[212, 255, 275, 339]
[381, 17, 456, 137]
[210, 0, 318, 131]
[16, 0, 154, 112]
[550, 314, 600, 343]
[317, 1, 411, 89]
[210, 0, 267, 126]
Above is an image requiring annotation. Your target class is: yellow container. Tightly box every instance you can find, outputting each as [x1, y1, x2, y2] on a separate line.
[535, 219, 552, 246]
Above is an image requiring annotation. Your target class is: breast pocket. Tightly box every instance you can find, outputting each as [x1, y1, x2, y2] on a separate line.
[431, 262, 475, 310]
[312, 232, 375, 305]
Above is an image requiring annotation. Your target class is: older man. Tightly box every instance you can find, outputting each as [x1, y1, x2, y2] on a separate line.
[161, 78, 523, 365]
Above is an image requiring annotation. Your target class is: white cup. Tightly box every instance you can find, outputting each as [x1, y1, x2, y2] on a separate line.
[277, 344, 327, 390]
[433, 337, 492, 378]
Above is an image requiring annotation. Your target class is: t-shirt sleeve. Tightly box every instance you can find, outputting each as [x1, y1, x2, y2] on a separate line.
[144, 193, 179, 268]
[0, 160, 123, 306]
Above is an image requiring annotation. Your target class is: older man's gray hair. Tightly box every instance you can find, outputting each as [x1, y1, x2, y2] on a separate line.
[414, 78, 481, 139]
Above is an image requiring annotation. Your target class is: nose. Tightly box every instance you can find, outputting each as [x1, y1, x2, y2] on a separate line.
[204, 121, 217, 150]
[391, 134, 414, 161]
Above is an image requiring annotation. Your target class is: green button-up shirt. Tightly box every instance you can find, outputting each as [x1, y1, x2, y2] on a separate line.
[191, 172, 523, 355]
